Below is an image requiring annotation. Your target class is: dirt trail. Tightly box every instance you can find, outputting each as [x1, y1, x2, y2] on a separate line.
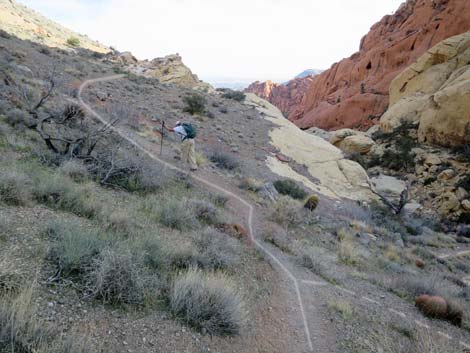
[77, 74, 332, 352]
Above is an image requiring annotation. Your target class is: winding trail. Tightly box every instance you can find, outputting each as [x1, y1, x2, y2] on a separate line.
[77, 75, 315, 351]
[76, 74, 470, 353]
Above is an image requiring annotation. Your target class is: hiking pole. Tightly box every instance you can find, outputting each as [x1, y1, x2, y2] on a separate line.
[160, 120, 165, 155]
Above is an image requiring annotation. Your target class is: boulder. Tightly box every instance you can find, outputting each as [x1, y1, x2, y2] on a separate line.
[330, 129, 358, 146]
[383, 32, 470, 147]
[371, 174, 407, 206]
[337, 135, 376, 155]
[258, 182, 279, 202]
[462, 199, 470, 211]
[424, 154, 442, 166]
[437, 192, 460, 215]
[402, 202, 422, 217]
[437, 169, 456, 180]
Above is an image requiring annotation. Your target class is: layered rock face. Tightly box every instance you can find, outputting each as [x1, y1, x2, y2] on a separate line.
[245, 76, 314, 117]
[381, 32, 470, 147]
[290, 0, 470, 131]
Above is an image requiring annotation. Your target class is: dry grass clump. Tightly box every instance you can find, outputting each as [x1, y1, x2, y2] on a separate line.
[338, 238, 361, 266]
[0, 170, 32, 206]
[298, 252, 339, 284]
[385, 244, 401, 262]
[328, 299, 353, 320]
[170, 269, 246, 335]
[269, 196, 302, 229]
[87, 248, 149, 305]
[391, 275, 439, 300]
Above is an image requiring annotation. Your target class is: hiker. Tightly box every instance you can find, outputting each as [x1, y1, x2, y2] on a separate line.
[166, 121, 198, 171]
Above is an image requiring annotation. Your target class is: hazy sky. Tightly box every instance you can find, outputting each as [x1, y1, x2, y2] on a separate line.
[19, 0, 404, 82]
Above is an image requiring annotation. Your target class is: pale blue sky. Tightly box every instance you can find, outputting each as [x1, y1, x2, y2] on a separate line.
[19, 0, 404, 82]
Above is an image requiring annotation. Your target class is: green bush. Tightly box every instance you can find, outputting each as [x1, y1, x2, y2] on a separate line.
[66, 37, 81, 47]
[0, 170, 32, 206]
[273, 179, 307, 200]
[192, 229, 240, 270]
[170, 269, 245, 335]
[221, 89, 246, 102]
[183, 94, 206, 115]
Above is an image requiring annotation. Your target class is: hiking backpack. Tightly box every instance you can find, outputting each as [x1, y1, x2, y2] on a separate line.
[182, 123, 196, 139]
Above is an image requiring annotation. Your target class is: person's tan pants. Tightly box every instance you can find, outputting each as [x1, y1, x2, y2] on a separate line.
[181, 139, 197, 170]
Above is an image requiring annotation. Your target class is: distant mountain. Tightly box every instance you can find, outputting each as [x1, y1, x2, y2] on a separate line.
[295, 69, 323, 79]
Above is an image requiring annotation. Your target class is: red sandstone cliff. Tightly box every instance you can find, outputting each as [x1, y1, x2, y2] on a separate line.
[245, 76, 314, 117]
[289, 0, 470, 131]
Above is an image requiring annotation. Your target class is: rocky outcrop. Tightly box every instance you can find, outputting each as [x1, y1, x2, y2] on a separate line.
[113, 53, 213, 91]
[289, 0, 470, 131]
[245, 93, 376, 202]
[245, 76, 315, 117]
[381, 32, 470, 147]
[0, 0, 109, 53]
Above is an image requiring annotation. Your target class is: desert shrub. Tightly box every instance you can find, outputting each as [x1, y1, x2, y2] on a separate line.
[392, 275, 439, 300]
[328, 300, 353, 320]
[239, 177, 261, 192]
[209, 151, 240, 170]
[87, 248, 146, 305]
[304, 195, 319, 211]
[221, 89, 246, 102]
[59, 160, 89, 182]
[269, 196, 302, 228]
[66, 37, 81, 47]
[105, 210, 137, 236]
[273, 179, 307, 200]
[452, 144, 470, 163]
[374, 122, 417, 172]
[162, 244, 206, 271]
[0, 170, 32, 206]
[136, 164, 167, 193]
[131, 233, 164, 270]
[170, 269, 245, 335]
[183, 94, 206, 115]
[219, 107, 228, 114]
[47, 221, 109, 276]
[155, 197, 198, 230]
[211, 194, 229, 207]
[188, 200, 219, 225]
[192, 229, 240, 270]
[39, 47, 51, 56]
[32, 173, 101, 218]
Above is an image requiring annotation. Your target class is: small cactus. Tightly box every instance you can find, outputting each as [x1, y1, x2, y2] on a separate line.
[304, 195, 319, 211]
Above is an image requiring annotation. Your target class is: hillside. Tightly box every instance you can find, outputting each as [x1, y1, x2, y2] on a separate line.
[0, 0, 109, 53]
[1, 2, 470, 353]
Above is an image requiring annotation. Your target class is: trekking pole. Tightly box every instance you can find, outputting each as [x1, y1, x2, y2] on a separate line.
[160, 120, 165, 155]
